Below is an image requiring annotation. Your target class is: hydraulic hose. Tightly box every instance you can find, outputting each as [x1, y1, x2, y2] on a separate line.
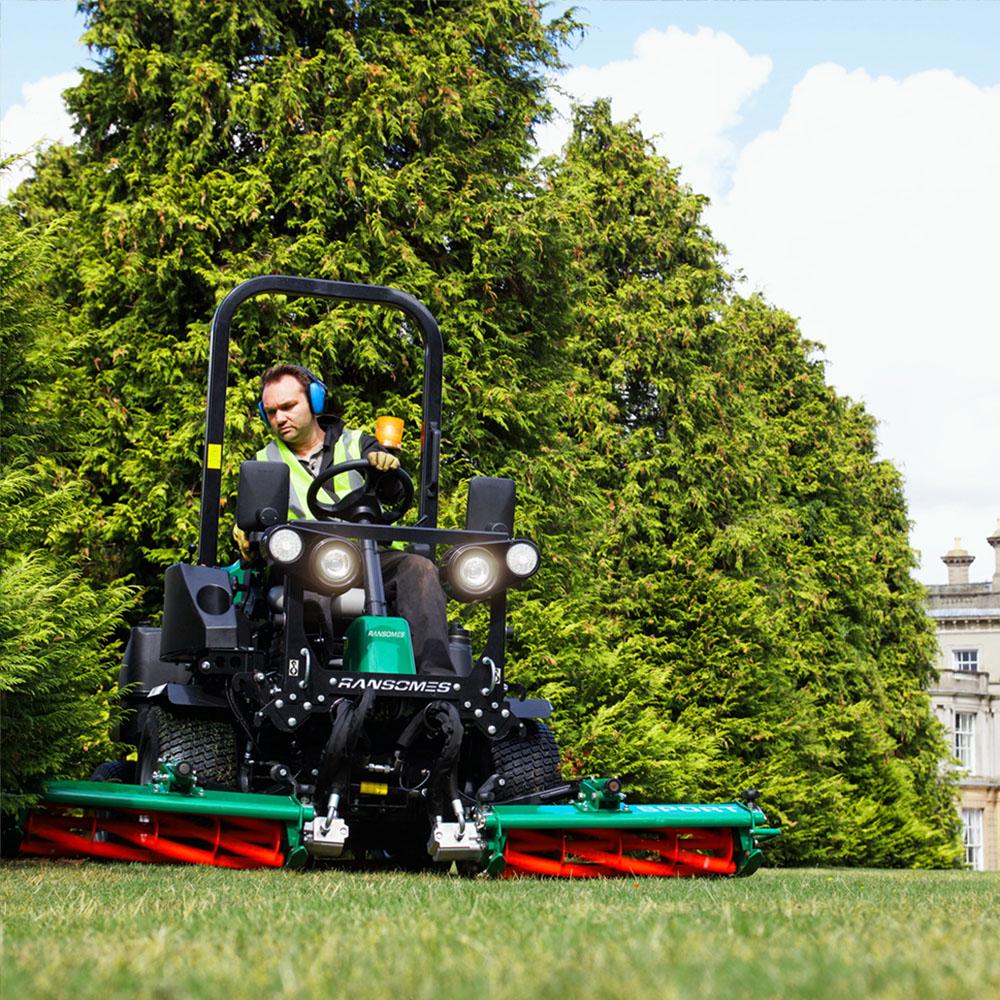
[315, 688, 376, 807]
[424, 701, 464, 817]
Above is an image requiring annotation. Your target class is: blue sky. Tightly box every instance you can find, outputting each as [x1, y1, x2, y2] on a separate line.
[2, 1, 999, 583]
[568, 1, 1000, 143]
[572, 1, 1000, 82]
[4, 1, 998, 117]
[0, 2, 85, 113]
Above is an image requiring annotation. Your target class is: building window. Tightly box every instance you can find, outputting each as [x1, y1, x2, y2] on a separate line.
[954, 712, 975, 770]
[962, 809, 984, 870]
[952, 649, 979, 672]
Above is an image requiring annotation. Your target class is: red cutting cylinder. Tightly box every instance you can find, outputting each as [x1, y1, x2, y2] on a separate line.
[502, 826, 738, 878]
[19, 805, 286, 869]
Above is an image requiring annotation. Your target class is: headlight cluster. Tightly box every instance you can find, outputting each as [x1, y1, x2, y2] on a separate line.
[443, 539, 540, 602]
[265, 528, 362, 593]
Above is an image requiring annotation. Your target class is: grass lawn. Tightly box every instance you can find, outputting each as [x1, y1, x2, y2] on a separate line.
[2, 862, 998, 999]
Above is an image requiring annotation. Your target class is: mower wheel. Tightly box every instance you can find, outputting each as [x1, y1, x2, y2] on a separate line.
[490, 719, 562, 800]
[90, 760, 137, 783]
[137, 705, 238, 788]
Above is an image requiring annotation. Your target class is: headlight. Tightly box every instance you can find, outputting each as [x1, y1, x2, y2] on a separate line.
[312, 539, 361, 592]
[451, 546, 499, 597]
[267, 527, 304, 564]
[505, 541, 539, 578]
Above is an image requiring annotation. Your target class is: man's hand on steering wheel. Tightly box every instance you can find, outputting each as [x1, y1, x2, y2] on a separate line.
[368, 450, 400, 472]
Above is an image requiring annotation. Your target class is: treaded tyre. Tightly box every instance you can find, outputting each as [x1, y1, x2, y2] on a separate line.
[90, 760, 136, 783]
[489, 719, 562, 800]
[137, 705, 237, 788]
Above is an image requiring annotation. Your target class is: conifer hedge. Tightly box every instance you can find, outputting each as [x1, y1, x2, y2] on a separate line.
[3, 0, 958, 864]
[0, 207, 136, 813]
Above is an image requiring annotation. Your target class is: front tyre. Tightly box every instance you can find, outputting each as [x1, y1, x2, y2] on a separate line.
[489, 719, 562, 801]
[137, 705, 238, 788]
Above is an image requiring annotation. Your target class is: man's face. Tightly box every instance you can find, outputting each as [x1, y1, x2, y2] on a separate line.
[261, 374, 319, 449]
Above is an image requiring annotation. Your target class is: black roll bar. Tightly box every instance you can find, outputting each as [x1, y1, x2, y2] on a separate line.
[198, 276, 444, 565]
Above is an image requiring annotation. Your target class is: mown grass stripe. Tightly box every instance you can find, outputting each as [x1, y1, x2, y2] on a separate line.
[2, 864, 997, 999]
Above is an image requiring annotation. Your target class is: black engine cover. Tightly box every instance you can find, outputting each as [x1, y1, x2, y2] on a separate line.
[160, 563, 244, 661]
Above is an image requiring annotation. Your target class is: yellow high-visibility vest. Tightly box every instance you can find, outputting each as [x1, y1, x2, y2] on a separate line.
[255, 428, 364, 520]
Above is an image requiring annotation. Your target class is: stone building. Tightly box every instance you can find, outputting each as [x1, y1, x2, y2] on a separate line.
[925, 521, 1000, 870]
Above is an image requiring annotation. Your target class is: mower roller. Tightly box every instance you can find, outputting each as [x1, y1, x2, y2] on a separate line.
[18, 277, 779, 877]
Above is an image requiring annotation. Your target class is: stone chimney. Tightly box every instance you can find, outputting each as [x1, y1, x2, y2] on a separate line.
[988, 518, 1000, 590]
[942, 538, 974, 585]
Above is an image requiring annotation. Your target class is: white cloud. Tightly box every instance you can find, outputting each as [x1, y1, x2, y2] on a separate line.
[1, 71, 79, 198]
[536, 26, 771, 200]
[546, 31, 1000, 582]
[710, 66, 1000, 581]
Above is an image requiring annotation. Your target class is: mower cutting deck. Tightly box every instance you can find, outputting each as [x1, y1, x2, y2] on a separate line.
[20, 776, 778, 877]
[486, 780, 779, 878]
[20, 773, 309, 870]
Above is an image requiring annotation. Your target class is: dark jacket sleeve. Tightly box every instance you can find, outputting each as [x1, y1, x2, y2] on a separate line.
[323, 418, 386, 462]
[358, 431, 385, 457]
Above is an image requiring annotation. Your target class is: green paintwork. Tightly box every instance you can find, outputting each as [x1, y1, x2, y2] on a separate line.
[156, 761, 198, 794]
[224, 560, 250, 606]
[483, 801, 774, 832]
[481, 789, 781, 876]
[343, 615, 416, 674]
[578, 776, 626, 810]
[41, 778, 313, 865]
[285, 845, 310, 869]
[38, 775, 779, 875]
[41, 780, 314, 825]
[736, 848, 765, 877]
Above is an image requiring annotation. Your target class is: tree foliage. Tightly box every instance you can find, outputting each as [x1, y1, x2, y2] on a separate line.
[500, 106, 958, 865]
[0, 206, 136, 813]
[7, 1, 958, 863]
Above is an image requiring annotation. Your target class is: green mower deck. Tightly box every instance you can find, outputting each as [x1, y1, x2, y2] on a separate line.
[19, 776, 778, 877]
[20, 776, 315, 869]
[483, 778, 779, 878]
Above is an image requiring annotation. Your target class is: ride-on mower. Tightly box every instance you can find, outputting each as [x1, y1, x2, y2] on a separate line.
[19, 277, 779, 876]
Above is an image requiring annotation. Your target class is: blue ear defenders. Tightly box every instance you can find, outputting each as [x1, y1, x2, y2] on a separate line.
[258, 367, 327, 429]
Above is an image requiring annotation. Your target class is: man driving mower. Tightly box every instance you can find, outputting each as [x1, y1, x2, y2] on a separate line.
[14, 277, 778, 878]
[242, 363, 454, 676]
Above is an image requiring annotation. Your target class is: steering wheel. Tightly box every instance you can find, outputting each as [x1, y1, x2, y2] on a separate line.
[305, 458, 414, 524]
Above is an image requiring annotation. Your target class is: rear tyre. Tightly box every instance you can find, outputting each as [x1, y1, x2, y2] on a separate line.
[137, 705, 238, 788]
[489, 720, 562, 801]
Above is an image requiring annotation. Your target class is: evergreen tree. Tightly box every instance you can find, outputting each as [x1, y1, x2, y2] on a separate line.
[14, 0, 576, 583]
[0, 204, 136, 813]
[515, 104, 959, 865]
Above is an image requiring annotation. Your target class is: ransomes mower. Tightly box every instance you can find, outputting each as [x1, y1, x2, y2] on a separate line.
[19, 276, 779, 876]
